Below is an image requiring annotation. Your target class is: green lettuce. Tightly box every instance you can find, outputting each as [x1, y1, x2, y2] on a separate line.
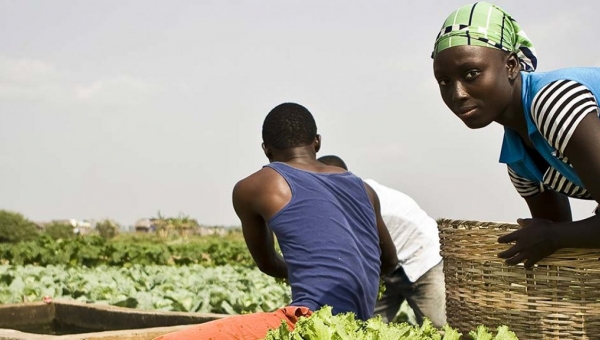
[264, 305, 518, 340]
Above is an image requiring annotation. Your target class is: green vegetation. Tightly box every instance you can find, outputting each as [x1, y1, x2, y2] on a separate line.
[264, 305, 517, 340]
[153, 212, 200, 238]
[95, 220, 119, 240]
[0, 210, 39, 243]
[0, 210, 519, 338]
[0, 233, 252, 267]
[0, 264, 290, 314]
[44, 222, 75, 240]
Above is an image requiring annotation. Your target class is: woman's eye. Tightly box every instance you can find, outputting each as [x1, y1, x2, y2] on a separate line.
[437, 79, 449, 86]
[465, 70, 480, 79]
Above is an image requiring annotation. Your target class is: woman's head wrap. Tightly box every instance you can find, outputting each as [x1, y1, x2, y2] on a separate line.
[432, 2, 537, 72]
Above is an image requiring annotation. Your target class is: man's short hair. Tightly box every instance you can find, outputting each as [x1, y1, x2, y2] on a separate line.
[318, 155, 348, 170]
[262, 103, 317, 150]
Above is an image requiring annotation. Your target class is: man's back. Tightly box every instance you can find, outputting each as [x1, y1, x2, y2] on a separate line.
[157, 103, 397, 340]
[363, 179, 441, 282]
[264, 162, 381, 321]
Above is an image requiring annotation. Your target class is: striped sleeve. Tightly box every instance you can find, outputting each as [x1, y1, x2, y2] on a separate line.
[507, 166, 541, 197]
[530, 80, 599, 154]
[543, 168, 590, 199]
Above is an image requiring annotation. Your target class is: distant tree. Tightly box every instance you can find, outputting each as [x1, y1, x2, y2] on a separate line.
[45, 221, 75, 240]
[173, 214, 199, 237]
[154, 211, 171, 238]
[0, 210, 39, 243]
[96, 220, 119, 239]
[154, 211, 199, 238]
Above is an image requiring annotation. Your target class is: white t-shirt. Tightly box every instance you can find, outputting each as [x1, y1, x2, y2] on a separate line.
[364, 179, 442, 282]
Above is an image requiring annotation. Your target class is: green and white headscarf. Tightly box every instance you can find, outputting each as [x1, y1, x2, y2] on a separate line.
[432, 2, 537, 72]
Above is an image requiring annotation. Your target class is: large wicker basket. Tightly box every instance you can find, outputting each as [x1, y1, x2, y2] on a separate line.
[438, 219, 600, 340]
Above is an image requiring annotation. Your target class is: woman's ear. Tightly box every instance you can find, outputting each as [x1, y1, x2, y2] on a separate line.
[506, 52, 521, 80]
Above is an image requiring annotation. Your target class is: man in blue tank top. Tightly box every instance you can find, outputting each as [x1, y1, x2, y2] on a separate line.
[155, 103, 397, 340]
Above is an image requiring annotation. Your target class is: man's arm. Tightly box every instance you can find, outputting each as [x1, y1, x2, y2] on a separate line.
[232, 178, 288, 279]
[363, 182, 398, 276]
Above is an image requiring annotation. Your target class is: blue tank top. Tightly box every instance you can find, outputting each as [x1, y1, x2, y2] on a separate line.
[500, 68, 600, 188]
[265, 162, 381, 321]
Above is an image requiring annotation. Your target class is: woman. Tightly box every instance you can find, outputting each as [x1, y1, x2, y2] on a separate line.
[431, 2, 600, 267]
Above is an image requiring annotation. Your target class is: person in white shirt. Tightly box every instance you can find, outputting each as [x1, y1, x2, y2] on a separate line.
[318, 155, 446, 328]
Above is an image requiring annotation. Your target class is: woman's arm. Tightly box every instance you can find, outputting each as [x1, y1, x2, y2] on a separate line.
[550, 111, 600, 248]
[524, 189, 572, 222]
[498, 80, 600, 266]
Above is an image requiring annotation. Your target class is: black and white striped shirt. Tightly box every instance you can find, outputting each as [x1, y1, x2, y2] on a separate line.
[508, 80, 599, 199]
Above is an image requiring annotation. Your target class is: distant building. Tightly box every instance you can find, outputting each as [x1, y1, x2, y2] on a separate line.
[134, 218, 156, 233]
[74, 219, 93, 235]
[34, 219, 94, 235]
[195, 225, 228, 237]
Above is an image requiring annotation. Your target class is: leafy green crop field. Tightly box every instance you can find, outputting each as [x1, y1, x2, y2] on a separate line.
[0, 264, 290, 314]
[0, 205, 522, 339]
[0, 234, 254, 267]
[0, 234, 519, 338]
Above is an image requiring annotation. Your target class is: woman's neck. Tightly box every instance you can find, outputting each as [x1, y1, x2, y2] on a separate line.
[495, 73, 528, 138]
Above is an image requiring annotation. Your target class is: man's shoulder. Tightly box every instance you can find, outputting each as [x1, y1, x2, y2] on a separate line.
[235, 167, 279, 191]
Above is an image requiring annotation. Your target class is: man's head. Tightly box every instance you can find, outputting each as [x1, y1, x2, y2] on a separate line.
[262, 103, 320, 160]
[318, 155, 348, 170]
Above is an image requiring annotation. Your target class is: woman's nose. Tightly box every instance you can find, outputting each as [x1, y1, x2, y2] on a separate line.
[452, 82, 469, 101]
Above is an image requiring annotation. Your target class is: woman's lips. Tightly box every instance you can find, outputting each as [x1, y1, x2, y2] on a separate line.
[457, 106, 477, 119]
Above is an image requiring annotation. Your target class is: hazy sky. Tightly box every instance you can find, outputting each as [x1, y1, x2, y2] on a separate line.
[1, 1, 599, 227]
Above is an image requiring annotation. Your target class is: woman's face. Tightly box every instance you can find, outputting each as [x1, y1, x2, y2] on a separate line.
[433, 45, 519, 129]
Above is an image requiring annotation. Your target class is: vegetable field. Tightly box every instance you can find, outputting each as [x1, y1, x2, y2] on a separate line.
[0, 231, 290, 315]
[0, 264, 290, 314]
[0, 229, 518, 339]
[0, 234, 254, 267]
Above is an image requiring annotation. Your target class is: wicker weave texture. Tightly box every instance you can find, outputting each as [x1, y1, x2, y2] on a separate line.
[439, 219, 600, 340]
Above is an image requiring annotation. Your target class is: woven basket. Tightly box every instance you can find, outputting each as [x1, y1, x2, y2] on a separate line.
[438, 219, 600, 340]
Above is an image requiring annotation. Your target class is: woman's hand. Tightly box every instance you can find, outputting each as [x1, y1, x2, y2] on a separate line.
[497, 218, 560, 268]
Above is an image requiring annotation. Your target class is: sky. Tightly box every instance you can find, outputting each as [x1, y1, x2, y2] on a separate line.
[1, 1, 599, 227]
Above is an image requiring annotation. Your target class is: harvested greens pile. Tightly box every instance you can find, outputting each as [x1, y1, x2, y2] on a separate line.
[264, 305, 517, 340]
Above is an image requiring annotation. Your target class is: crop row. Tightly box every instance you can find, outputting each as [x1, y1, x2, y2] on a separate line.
[0, 264, 289, 314]
[0, 235, 254, 267]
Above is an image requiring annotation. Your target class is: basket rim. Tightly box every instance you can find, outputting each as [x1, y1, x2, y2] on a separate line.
[437, 218, 519, 231]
